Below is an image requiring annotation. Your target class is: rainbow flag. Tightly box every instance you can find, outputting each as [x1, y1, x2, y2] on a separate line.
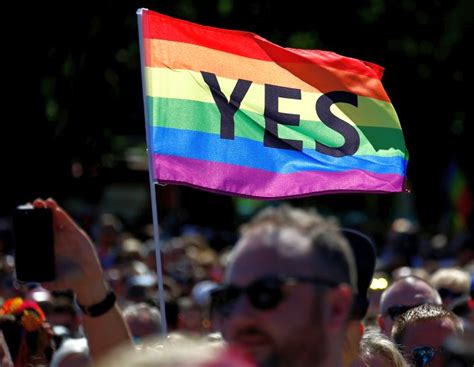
[138, 9, 408, 199]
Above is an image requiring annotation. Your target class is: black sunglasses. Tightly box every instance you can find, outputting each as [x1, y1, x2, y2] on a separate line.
[385, 304, 421, 320]
[412, 346, 435, 367]
[210, 275, 339, 317]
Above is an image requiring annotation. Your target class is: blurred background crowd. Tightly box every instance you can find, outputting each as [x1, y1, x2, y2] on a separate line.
[0, 1, 473, 365]
[0, 196, 473, 365]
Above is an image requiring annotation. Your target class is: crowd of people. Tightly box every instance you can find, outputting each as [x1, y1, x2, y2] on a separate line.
[0, 198, 473, 366]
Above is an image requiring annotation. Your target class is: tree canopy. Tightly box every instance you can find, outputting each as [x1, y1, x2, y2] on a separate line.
[3, 0, 473, 232]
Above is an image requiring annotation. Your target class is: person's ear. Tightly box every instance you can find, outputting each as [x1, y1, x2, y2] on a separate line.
[377, 314, 385, 331]
[324, 284, 353, 333]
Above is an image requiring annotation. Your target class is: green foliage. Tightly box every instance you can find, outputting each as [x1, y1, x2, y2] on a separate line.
[358, 0, 386, 24]
[8, 0, 472, 227]
[287, 31, 320, 49]
[176, 0, 198, 20]
[217, 0, 233, 17]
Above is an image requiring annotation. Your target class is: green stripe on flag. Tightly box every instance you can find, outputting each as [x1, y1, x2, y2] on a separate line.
[147, 96, 406, 157]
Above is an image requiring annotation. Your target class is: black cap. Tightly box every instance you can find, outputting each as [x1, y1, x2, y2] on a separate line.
[342, 228, 376, 319]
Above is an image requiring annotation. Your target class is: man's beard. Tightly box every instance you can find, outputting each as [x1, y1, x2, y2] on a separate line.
[263, 300, 328, 367]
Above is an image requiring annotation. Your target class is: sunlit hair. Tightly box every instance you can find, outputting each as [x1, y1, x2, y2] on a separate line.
[430, 268, 470, 295]
[240, 204, 337, 235]
[97, 334, 253, 367]
[359, 328, 408, 367]
[50, 338, 90, 367]
[392, 304, 463, 346]
[123, 302, 162, 340]
[235, 205, 356, 291]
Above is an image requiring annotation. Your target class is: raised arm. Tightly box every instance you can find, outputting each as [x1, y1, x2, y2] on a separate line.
[33, 198, 132, 361]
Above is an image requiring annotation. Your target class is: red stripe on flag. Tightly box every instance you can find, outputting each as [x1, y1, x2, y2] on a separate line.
[141, 10, 384, 80]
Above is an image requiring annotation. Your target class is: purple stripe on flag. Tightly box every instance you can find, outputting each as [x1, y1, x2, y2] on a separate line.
[153, 154, 405, 199]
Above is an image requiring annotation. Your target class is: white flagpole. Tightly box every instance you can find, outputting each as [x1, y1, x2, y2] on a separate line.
[136, 8, 167, 335]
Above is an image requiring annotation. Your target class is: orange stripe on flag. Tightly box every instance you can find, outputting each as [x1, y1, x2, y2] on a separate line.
[144, 39, 390, 101]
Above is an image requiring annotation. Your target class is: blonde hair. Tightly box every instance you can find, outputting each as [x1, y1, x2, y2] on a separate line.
[359, 328, 408, 367]
[240, 204, 338, 235]
[50, 338, 90, 367]
[430, 268, 470, 295]
[97, 334, 252, 367]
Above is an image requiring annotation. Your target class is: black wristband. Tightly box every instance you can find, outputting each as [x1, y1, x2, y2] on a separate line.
[77, 290, 116, 317]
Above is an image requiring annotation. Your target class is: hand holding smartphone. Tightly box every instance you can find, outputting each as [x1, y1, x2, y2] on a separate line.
[12, 204, 56, 283]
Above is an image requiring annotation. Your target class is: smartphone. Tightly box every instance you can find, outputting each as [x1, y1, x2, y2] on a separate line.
[12, 204, 55, 282]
